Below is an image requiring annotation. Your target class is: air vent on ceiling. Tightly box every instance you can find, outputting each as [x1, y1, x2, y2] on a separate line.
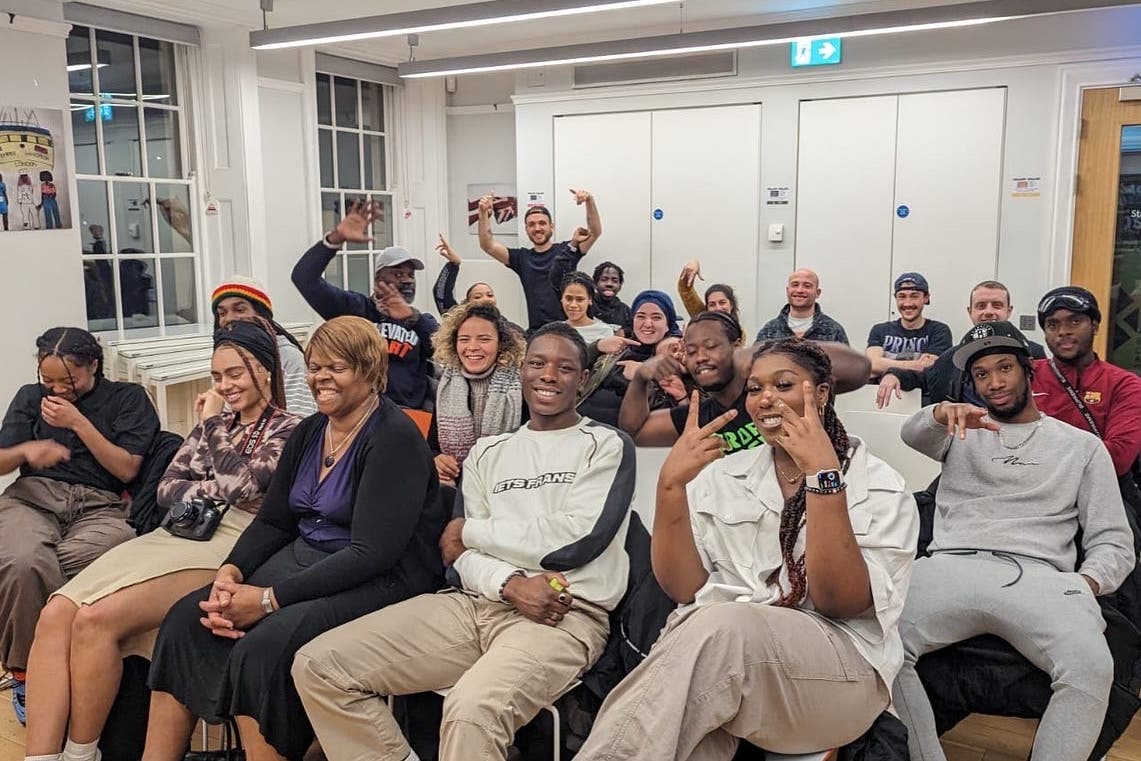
[573, 51, 736, 89]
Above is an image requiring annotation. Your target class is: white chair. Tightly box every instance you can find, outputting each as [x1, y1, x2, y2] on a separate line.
[839, 410, 941, 492]
[834, 383, 922, 415]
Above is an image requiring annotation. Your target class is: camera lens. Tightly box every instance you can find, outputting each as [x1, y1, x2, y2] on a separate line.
[169, 501, 200, 525]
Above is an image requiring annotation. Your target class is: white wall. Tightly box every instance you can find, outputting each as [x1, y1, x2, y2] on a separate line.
[511, 5, 1141, 345]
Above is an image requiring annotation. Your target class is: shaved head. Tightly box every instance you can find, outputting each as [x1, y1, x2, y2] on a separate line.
[788, 269, 820, 287]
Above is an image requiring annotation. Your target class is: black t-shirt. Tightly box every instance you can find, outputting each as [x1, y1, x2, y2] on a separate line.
[866, 319, 953, 360]
[670, 389, 762, 455]
[0, 378, 160, 493]
[508, 242, 582, 332]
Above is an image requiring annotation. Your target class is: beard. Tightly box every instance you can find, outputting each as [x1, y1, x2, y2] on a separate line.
[529, 230, 552, 247]
[983, 383, 1031, 421]
[397, 283, 416, 303]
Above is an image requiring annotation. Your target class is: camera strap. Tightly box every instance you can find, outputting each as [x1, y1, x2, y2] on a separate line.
[235, 406, 276, 457]
[1047, 359, 1101, 438]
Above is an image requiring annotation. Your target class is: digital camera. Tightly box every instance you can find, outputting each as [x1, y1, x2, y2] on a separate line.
[161, 496, 225, 541]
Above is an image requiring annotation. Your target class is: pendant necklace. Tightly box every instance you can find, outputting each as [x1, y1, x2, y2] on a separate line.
[774, 457, 803, 484]
[324, 396, 377, 468]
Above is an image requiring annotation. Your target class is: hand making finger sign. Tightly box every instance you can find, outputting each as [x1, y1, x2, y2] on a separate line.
[771, 381, 841, 474]
[933, 402, 1001, 441]
[659, 391, 737, 490]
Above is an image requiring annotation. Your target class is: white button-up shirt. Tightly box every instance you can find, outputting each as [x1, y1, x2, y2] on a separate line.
[683, 436, 919, 690]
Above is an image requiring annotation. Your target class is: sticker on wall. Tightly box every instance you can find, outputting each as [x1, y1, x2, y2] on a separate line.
[896, 205, 910, 219]
[1010, 177, 1042, 198]
[653, 208, 664, 220]
[0, 106, 72, 232]
[525, 190, 546, 208]
[467, 183, 518, 235]
[765, 186, 791, 206]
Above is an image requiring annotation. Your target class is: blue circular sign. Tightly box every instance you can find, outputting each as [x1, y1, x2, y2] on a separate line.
[653, 208, 664, 220]
[896, 205, 910, 219]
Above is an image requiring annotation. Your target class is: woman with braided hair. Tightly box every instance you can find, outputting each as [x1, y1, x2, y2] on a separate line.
[0, 328, 160, 725]
[575, 337, 919, 760]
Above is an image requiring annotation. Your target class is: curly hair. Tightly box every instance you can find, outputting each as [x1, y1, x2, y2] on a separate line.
[751, 337, 853, 608]
[432, 302, 525, 371]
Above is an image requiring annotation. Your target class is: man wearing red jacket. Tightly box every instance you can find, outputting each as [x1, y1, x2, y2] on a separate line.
[1033, 286, 1141, 477]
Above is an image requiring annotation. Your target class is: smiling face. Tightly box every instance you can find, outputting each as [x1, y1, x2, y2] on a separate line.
[466, 282, 496, 306]
[705, 290, 734, 315]
[745, 352, 829, 442]
[968, 286, 1012, 325]
[561, 283, 592, 326]
[969, 352, 1031, 421]
[1042, 308, 1097, 363]
[38, 355, 97, 401]
[895, 288, 928, 324]
[632, 302, 668, 345]
[682, 320, 736, 392]
[520, 334, 586, 427]
[375, 262, 417, 303]
[786, 270, 821, 310]
[525, 211, 553, 247]
[596, 267, 622, 299]
[211, 345, 269, 417]
[306, 348, 376, 420]
[455, 315, 500, 376]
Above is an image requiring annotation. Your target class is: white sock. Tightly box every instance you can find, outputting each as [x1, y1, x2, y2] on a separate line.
[25, 755, 62, 761]
[60, 739, 100, 761]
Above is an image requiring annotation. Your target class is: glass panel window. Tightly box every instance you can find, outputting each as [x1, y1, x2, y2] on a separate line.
[155, 182, 193, 253]
[1108, 124, 1141, 373]
[320, 192, 342, 238]
[318, 129, 334, 188]
[138, 38, 178, 105]
[160, 257, 198, 325]
[113, 181, 153, 254]
[94, 29, 137, 99]
[83, 259, 117, 326]
[361, 81, 384, 132]
[369, 194, 395, 249]
[71, 105, 99, 174]
[67, 26, 95, 95]
[346, 254, 372, 296]
[77, 180, 110, 254]
[336, 131, 360, 189]
[144, 107, 182, 179]
[102, 105, 142, 176]
[120, 257, 158, 327]
[316, 73, 332, 126]
[333, 76, 358, 128]
[363, 134, 385, 191]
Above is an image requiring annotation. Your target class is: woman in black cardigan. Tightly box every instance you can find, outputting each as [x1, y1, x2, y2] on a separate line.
[141, 316, 445, 761]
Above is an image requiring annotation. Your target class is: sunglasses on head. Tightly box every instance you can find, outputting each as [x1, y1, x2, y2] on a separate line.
[1038, 292, 1092, 314]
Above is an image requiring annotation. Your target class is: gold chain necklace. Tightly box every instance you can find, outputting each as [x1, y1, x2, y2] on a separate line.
[773, 457, 804, 484]
[323, 396, 378, 468]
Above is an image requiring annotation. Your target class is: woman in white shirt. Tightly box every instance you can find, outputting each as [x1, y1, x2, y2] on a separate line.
[575, 337, 919, 759]
[560, 271, 616, 343]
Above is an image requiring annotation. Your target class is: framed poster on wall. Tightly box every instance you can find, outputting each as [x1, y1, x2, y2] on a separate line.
[0, 106, 72, 232]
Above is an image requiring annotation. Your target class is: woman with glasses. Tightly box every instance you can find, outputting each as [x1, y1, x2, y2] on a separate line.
[0, 327, 160, 725]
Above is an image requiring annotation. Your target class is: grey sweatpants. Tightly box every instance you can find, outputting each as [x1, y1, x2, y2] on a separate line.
[893, 552, 1113, 761]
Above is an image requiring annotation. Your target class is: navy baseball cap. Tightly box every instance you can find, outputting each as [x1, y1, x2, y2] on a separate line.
[894, 272, 929, 294]
[1036, 286, 1101, 329]
[952, 321, 1033, 370]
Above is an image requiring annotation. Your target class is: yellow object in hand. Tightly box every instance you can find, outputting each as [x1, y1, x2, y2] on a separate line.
[549, 577, 566, 592]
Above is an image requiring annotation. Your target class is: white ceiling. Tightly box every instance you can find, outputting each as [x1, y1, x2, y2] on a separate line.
[88, 0, 988, 65]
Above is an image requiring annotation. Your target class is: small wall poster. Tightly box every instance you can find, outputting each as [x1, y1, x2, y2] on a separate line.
[0, 106, 72, 232]
[467, 183, 517, 235]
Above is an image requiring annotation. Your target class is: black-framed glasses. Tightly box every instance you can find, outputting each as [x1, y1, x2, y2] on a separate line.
[1037, 292, 1092, 315]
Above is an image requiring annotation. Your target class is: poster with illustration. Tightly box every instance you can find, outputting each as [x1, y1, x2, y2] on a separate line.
[466, 183, 517, 235]
[0, 106, 72, 232]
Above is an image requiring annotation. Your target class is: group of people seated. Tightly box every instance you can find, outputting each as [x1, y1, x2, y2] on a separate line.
[0, 185, 1137, 761]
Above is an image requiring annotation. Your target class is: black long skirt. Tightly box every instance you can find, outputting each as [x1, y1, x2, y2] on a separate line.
[148, 538, 410, 760]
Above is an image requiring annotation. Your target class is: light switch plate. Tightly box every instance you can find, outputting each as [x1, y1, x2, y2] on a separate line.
[767, 223, 784, 242]
[1019, 315, 1036, 331]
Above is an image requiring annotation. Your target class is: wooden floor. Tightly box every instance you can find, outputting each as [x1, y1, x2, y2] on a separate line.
[1, 685, 1140, 761]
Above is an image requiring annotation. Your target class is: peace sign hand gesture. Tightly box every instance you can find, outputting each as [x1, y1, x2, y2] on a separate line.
[771, 381, 841, 474]
[659, 391, 737, 490]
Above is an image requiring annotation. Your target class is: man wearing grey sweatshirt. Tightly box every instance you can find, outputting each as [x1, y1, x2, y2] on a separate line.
[892, 321, 1134, 761]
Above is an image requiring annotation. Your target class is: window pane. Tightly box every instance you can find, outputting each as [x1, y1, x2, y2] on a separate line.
[361, 81, 384, 132]
[71, 104, 100, 175]
[120, 257, 158, 327]
[363, 134, 385, 190]
[67, 27, 95, 95]
[321, 192, 342, 242]
[144, 107, 182, 178]
[138, 37, 177, 105]
[316, 73, 332, 126]
[369, 194, 395, 249]
[160, 257, 197, 325]
[318, 128, 334, 188]
[113, 181, 153, 254]
[346, 254, 372, 296]
[323, 252, 343, 287]
[77, 180, 110, 254]
[94, 30, 137, 99]
[333, 76, 358, 128]
[336, 131, 360, 189]
[84, 259, 116, 328]
[103, 105, 142, 176]
[155, 183, 192, 253]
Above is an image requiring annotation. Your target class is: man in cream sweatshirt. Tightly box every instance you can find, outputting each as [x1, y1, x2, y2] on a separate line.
[892, 321, 1134, 761]
[293, 322, 635, 761]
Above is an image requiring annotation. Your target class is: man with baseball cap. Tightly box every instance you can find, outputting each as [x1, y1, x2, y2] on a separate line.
[478, 189, 602, 333]
[1032, 286, 1141, 479]
[866, 273, 953, 381]
[292, 199, 439, 410]
[892, 320, 1134, 761]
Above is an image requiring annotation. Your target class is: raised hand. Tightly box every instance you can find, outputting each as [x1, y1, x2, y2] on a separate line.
[636, 354, 684, 383]
[436, 234, 460, 265]
[373, 280, 414, 321]
[329, 199, 380, 246]
[571, 226, 592, 247]
[772, 381, 841, 474]
[597, 335, 640, 355]
[875, 374, 902, 409]
[680, 259, 703, 288]
[569, 188, 592, 206]
[502, 572, 573, 626]
[40, 396, 85, 431]
[478, 194, 495, 217]
[933, 402, 1001, 441]
[21, 440, 70, 469]
[196, 388, 226, 421]
[659, 391, 736, 489]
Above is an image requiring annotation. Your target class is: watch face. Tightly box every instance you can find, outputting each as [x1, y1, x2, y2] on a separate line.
[816, 470, 843, 489]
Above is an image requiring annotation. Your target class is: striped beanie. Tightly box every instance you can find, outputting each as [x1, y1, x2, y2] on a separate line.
[211, 276, 273, 324]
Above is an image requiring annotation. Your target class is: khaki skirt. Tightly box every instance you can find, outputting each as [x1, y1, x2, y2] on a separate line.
[52, 508, 255, 657]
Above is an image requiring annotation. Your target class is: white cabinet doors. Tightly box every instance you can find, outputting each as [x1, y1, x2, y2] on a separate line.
[796, 88, 1006, 346]
[553, 104, 762, 324]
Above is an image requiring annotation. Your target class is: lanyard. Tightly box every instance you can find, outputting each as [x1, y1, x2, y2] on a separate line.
[1047, 359, 1101, 438]
[233, 405, 276, 457]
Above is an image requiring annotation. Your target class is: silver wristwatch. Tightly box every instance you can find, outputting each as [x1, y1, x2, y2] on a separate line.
[805, 469, 846, 494]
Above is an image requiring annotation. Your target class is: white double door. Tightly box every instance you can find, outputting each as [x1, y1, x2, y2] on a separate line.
[796, 88, 1007, 345]
[553, 104, 762, 327]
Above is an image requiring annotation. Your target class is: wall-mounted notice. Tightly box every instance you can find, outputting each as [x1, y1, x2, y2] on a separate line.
[0, 106, 72, 232]
[1011, 177, 1041, 198]
[525, 190, 547, 208]
[765, 186, 791, 205]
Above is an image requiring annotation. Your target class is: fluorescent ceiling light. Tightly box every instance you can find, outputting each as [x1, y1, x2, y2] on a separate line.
[67, 62, 108, 72]
[250, 0, 677, 50]
[397, 0, 1140, 78]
